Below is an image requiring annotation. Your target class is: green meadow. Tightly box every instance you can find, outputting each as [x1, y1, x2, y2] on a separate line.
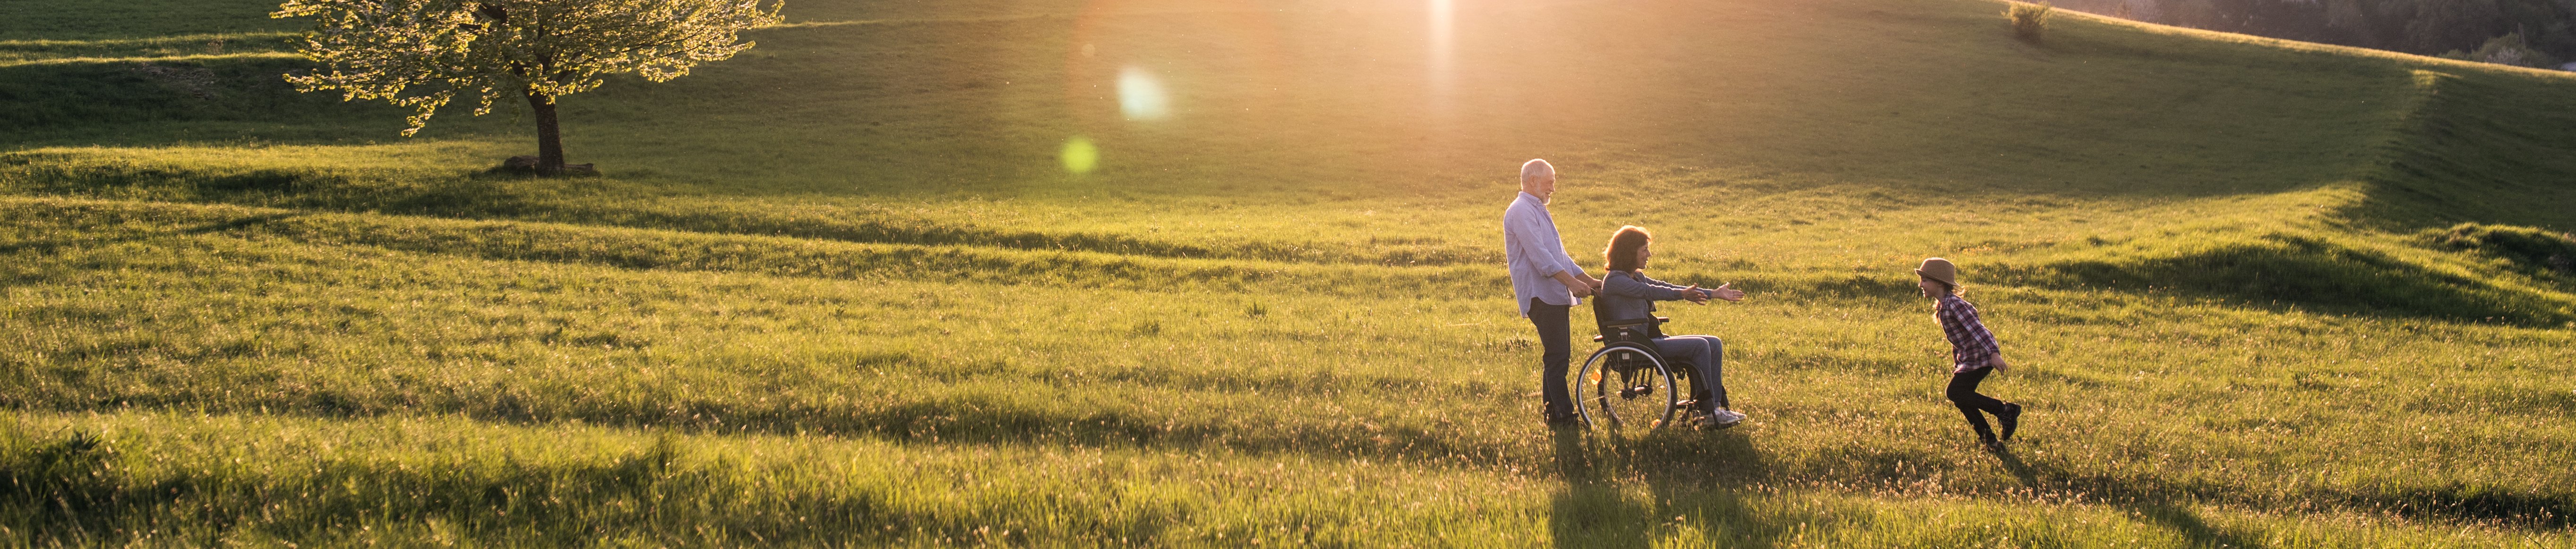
[3, 0, 2575, 545]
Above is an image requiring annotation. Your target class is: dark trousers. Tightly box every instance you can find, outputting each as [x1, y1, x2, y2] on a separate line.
[1947, 366, 2012, 439]
[1529, 298, 1573, 417]
[1652, 335, 1726, 412]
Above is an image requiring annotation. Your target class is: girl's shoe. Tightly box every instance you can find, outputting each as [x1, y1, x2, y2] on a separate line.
[1997, 403, 2022, 441]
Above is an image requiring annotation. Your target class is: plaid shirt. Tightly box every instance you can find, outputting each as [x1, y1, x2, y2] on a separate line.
[1935, 294, 2002, 373]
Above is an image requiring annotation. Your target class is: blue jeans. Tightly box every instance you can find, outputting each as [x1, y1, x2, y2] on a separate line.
[1653, 335, 1726, 412]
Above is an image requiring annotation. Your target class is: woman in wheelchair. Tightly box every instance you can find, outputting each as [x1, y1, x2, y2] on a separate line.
[1597, 225, 1749, 429]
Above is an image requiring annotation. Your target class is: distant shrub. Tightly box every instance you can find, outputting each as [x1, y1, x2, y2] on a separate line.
[2005, 1, 2053, 43]
[2437, 33, 2559, 69]
[2037, 233, 2573, 325]
[2430, 223, 2576, 276]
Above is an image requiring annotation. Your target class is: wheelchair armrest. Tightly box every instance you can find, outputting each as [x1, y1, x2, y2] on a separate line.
[1600, 317, 1657, 329]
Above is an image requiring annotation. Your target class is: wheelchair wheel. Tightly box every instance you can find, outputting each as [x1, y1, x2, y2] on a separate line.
[1575, 343, 1678, 433]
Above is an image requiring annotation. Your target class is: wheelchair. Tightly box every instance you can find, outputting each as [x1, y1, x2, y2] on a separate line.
[1572, 299, 1704, 433]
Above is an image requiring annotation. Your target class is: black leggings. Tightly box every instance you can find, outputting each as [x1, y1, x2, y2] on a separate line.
[1946, 367, 2012, 438]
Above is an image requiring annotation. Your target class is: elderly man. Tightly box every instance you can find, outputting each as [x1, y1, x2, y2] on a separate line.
[1503, 158, 1602, 426]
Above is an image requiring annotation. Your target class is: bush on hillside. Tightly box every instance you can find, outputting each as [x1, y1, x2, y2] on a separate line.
[2439, 33, 2561, 69]
[2430, 223, 2576, 277]
[2033, 233, 2574, 325]
[2006, 1, 2053, 42]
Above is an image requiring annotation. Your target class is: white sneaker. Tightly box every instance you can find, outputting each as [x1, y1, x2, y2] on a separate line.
[1701, 410, 1746, 429]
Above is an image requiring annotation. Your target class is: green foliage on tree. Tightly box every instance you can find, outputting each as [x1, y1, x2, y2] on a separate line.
[272, 0, 783, 174]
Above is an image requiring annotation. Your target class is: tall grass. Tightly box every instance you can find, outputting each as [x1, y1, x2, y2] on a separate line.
[3, 196, 2571, 545]
[2, 0, 2574, 545]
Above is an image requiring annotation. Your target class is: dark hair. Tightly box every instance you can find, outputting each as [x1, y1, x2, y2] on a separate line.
[1604, 225, 1651, 272]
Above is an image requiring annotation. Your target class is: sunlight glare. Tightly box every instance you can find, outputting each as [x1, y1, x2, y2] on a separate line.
[1060, 136, 1099, 174]
[1429, 0, 1454, 99]
[1117, 66, 1170, 120]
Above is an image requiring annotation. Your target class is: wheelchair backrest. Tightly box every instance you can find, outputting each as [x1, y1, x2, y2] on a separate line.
[1591, 298, 1660, 344]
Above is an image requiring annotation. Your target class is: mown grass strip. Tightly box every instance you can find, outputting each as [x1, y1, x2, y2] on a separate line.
[0, 32, 299, 65]
[0, 53, 303, 69]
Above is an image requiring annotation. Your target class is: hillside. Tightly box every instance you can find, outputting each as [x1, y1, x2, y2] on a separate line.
[3, 0, 2574, 545]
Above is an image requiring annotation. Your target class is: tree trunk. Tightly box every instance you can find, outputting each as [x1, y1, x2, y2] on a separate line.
[527, 89, 566, 176]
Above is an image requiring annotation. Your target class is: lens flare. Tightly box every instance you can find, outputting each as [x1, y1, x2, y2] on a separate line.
[1429, 0, 1454, 88]
[1116, 66, 1170, 120]
[1060, 136, 1099, 174]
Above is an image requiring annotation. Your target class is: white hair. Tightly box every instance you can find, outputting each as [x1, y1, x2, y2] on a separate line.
[1520, 158, 1554, 186]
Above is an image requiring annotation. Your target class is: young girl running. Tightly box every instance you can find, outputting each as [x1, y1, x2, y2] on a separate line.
[1916, 257, 2021, 447]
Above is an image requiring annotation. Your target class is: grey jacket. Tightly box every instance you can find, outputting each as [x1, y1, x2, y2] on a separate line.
[1597, 270, 1698, 326]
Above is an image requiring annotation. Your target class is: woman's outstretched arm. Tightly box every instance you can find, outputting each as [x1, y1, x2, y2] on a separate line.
[1602, 272, 1694, 301]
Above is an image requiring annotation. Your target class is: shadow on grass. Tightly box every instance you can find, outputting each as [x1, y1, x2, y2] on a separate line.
[0, 431, 1108, 546]
[1547, 426, 1791, 548]
[1549, 427, 1653, 549]
[15, 386, 1500, 473]
[0, 57, 395, 145]
[1986, 445, 2259, 549]
[1985, 442, 2569, 536]
[4, 158, 562, 219]
[3, 160, 1498, 266]
[0, 212, 296, 258]
[2020, 233, 2575, 326]
[14, 362, 2570, 533]
[2343, 70, 2576, 233]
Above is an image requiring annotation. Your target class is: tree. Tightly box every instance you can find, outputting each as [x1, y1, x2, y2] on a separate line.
[273, 0, 783, 175]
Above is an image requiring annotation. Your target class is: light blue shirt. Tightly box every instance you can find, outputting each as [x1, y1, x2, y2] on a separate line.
[1503, 191, 1583, 317]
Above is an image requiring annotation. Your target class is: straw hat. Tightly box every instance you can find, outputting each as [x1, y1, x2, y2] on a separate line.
[1915, 257, 1958, 287]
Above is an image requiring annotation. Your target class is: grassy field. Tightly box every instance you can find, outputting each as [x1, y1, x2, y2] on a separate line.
[3, 0, 2575, 546]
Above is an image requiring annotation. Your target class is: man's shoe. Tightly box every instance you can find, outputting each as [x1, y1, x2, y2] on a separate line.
[1700, 410, 1745, 430]
[1997, 403, 2022, 441]
[1545, 411, 1584, 428]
